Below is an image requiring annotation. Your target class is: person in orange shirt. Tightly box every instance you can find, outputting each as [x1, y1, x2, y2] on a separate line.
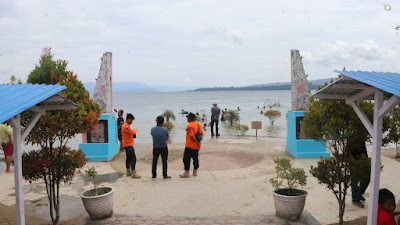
[180, 112, 204, 178]
[122, 113, 141, 179]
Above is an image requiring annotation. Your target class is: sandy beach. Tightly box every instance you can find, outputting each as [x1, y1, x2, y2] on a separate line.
[1, 137, 400, 225]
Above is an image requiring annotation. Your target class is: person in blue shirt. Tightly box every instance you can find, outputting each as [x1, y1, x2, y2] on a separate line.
[151, 116, 171, 179]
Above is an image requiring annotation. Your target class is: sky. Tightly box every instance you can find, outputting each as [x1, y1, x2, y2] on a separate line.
[0, 0, 399, 88]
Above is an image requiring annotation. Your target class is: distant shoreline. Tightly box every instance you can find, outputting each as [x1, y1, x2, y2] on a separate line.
[191, 84, 320, 91]
[86, 78, 331, 93]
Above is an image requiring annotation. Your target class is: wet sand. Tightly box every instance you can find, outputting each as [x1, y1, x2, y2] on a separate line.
[1, 137, 400, 224]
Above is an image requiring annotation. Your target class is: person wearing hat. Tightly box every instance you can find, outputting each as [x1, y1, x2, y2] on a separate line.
[122, 113, 141, 179]
[211, 103, 221, 136]
[151, 116, 171, 179]
[180, 112, 204, 178]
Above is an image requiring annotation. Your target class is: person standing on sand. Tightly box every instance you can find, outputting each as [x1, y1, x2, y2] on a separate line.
[210, 103, 221, 136]
[348, 137, 370, 208]
[151, 116, 171, 179]
[180, 113, 204, 178]
[117, 109, 124, 152]
[122, 113, 141, 179]
[0, 123, 13, 173]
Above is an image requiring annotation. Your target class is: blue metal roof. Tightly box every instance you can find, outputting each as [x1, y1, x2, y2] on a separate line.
[0, 84, 66, 124]
[313, 70, 400, 100]
[333, 70, 400, 97]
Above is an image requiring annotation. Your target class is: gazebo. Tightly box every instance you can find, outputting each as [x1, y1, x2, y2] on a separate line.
[0, 83, 76, 225]
[313, 70, 400, 225]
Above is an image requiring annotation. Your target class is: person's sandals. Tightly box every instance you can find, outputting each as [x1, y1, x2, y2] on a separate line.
[353, 201, 364, 208]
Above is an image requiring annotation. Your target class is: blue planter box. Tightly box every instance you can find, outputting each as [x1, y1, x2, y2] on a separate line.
[286, 110, 330, 158]
[79, 113, 119, 161]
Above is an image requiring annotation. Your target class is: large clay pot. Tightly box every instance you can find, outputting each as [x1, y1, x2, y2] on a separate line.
[81, 187, 114, 219]
[273, 188, 307, 221]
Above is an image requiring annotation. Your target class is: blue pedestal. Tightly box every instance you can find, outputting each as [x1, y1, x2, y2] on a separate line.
[79, 113, 119, 161]
[286, 110, 330, 158]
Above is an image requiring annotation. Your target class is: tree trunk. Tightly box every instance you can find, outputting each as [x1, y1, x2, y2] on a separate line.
[47, 174, 56, 225]
[55, 182, 60, 225]
[339, 203, 344, 225]
[44, 177, 55, 224]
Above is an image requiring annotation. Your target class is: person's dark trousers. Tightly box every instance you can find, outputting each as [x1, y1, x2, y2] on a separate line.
[211, 119, 219, 135]
[118, 137, 124, 152]
[351, 180, 369, 201]
[183, 147, 199, 171]
[124, 146, 136, 170]
[152, 147, 168, 178]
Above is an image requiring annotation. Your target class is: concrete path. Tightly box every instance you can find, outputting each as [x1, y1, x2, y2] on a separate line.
[83, 211, 321, 225]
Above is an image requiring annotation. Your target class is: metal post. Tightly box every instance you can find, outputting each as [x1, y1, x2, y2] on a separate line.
[367, 90, 384, 225]
[10, 114, 25, 225]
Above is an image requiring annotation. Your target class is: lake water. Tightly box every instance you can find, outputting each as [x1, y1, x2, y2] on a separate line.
[113, 90, 292, 144]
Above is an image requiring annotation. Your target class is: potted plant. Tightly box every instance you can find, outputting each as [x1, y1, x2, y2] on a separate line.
[269, 157, 307, 221]
[81, 167, 114, 219]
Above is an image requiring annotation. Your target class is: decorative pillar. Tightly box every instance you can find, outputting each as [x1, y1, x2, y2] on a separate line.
[80, 52, 118, 161]
[286, 50, 330, 158]
[93, 52, 113, 113]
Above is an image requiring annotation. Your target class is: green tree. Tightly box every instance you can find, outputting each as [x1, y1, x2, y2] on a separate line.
[301, 78, 374, 225]
[161, 109, 176, 122]
[309, 155, 371, 225]
[27, 47, 68, 85]
[264, 110, 282, 125]
[7, 75, 23, 84]
[224, 110, 240, 125]
[23, 48, 101, 225]
[384, 106, 400, 157]
[161, 110, 176, 132]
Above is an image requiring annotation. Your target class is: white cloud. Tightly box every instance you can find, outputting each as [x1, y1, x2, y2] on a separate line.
[302, 40, 400, 79]
[184, 78, 194, 83]
[204, 26, 243, 45]
[0, 0, 400, 86]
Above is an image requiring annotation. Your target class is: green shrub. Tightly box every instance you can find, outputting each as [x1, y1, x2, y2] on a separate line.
[224, 110, 240, 125]
[235, 124, 249, 136]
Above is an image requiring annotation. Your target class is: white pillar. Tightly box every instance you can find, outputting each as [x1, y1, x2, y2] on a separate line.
[367, 90, 384, 225]
[10, 114, 25, 225]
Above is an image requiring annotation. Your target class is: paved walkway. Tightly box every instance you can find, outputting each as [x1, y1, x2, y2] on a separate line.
[83, 211, 321, 225]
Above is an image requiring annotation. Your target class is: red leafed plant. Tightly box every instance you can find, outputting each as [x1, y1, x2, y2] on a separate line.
[22, 48, 100, 225]
[22, 147, 87, 224]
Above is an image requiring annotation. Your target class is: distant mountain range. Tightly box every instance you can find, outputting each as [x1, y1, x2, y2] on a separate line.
[192, 78, 333, 91]
[84, 82, 195, 94]
[84, 78, 333, 94]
